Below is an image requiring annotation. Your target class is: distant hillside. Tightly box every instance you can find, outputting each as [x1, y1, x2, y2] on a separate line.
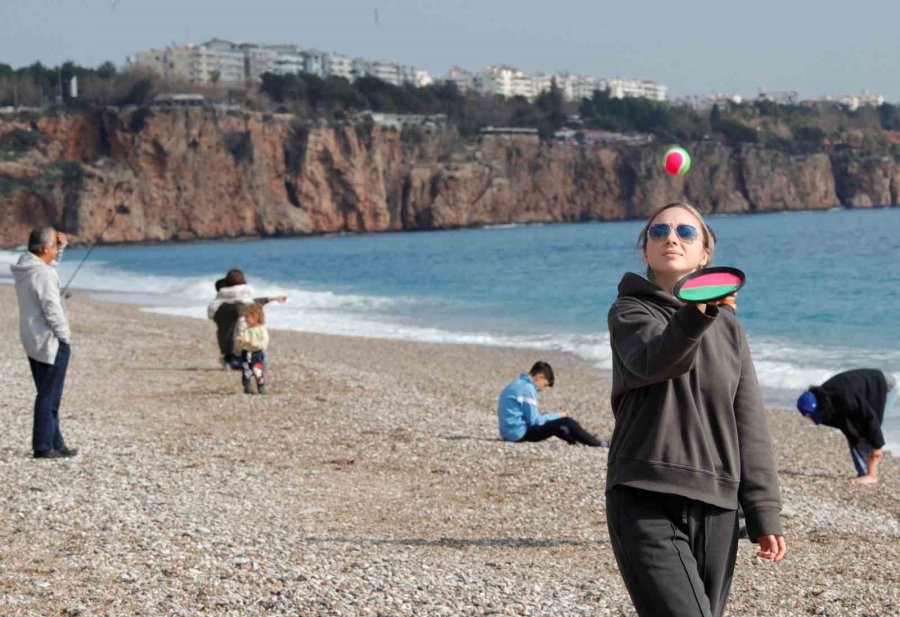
[4, 62, 900, 150]
[0, 107, 897, 248]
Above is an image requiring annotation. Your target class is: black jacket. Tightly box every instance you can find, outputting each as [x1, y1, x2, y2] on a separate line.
[607, 273, 783, 540]
[213, 297, 271, 356]
[811, 369, 888, 449]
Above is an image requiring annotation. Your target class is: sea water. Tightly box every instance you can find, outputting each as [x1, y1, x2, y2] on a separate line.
[2, 208, 898, 449]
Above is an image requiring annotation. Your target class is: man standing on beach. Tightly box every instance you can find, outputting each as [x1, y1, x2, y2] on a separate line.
[11, 226, 78, 459]
[797, 368, 896, 484]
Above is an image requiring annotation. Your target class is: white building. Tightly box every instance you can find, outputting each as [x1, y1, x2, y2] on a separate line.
[326, 54, 353, 80]
[347, 60, 432, 87]
[479, 66, 523, 98]
[244, 47, 280, 81]
[304, 50, 328, 77]
[757, 88, 799, 105]
[445, 66, 477, 92]
[534, 73, 600, 101]
[272, 53, 306, 76]
[568, 75, 601, 101]
[510, 72, 535, 99]
[398, 65, 432, 87]
[530, 72, 600, 101]
[352, 59, 398, 85]
[825, 90, 885, 111]
[602, 78, 668, 102]
[684, 92, 744, 110]
[444, 66, 662, 102]
[531, 73, 554, 96]
[132, 43, 244, 84]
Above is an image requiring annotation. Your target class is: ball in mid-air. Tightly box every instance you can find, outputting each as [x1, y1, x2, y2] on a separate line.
[663, 146, 691, 176]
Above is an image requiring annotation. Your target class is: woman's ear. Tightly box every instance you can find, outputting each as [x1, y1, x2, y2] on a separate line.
[700, 247, 710, 267]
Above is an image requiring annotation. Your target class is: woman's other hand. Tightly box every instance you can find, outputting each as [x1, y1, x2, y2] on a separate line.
[756, 534, 786, 562]
[714, 292, 737, 310]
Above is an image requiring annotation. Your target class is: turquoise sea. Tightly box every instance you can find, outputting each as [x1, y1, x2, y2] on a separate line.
[2, 207, 898, 449]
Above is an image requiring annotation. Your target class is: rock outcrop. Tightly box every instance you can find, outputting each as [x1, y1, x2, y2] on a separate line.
[1, 108, 897, 247]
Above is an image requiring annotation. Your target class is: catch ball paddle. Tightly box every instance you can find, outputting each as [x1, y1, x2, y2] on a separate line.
[673, 267, 745, 303]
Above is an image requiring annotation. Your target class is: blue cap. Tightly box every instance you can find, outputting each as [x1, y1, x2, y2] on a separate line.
[797, 390, 821, 424]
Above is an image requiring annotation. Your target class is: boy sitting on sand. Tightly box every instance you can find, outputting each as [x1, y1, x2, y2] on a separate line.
[236, 303, 269, 395]
[497, 361, 607, 447]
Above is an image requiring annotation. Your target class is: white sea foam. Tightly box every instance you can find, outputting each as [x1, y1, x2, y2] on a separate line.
[480, 223, 528, 230]
[0, 249, 22, 268]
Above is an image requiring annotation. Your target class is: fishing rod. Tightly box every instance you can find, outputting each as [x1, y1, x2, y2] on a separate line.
[62, 203, 130, 298]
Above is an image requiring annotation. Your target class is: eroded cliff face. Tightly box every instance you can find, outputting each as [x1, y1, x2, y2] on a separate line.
[1, 108, 896, 247]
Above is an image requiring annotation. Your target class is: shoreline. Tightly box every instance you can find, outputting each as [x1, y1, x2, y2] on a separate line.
[103, 284, 895, 452]
[1, 287, 898, 615]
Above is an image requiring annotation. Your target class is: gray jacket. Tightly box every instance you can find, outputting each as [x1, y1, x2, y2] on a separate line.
[11, 252, 71, 364]
[607, 273, 783, 541]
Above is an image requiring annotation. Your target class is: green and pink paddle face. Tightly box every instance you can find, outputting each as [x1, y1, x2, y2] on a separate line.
[673, 267, 745, 303]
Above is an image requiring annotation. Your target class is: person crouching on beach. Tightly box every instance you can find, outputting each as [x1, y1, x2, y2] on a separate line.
[236, 303, 269, 395]
[797, 368, 896, 485]
[606, 201, 785, 617]
[497, 361, 607, 446]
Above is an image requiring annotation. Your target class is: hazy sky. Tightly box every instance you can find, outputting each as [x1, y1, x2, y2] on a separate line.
[2, 0, 899, 101]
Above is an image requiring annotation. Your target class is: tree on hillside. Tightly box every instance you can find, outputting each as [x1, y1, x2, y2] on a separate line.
[97, 61, 117, 80]
[710, 104, 721, 128]
[716, 119, 758, 144]
[534, 78, 566, 139]
[877, 103, 900, 130]
[115, 77, 154, 105]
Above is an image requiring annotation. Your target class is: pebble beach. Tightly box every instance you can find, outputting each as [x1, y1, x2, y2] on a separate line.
[1, 286, 898, 616]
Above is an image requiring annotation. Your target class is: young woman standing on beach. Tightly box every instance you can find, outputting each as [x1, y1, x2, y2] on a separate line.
[605, 202, 786, 617]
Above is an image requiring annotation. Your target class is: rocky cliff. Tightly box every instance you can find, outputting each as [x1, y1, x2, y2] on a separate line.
[1, 108, 897, 247]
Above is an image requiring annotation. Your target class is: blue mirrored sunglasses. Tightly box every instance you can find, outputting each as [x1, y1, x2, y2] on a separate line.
[647, 223, 700, 243]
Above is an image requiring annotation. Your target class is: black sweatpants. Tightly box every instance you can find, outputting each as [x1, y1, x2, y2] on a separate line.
[522, 417, 606, 447]
[606, 485, 739, 617]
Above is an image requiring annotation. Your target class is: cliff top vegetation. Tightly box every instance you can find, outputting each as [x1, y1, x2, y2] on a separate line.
[2, 61, 899, 155]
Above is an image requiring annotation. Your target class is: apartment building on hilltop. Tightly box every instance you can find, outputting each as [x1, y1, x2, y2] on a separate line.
[133, 43, 244, 84]
[602, 78, 668, 102]
[440, 66, 666, 103]
[824, 90, 885, 111]
[131, 38, 432, 88]
[131, 38, 671, 104]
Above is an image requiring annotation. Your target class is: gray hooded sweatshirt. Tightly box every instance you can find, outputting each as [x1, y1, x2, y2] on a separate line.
[11, 252, 71, 364]
[607, 273, 783, 540]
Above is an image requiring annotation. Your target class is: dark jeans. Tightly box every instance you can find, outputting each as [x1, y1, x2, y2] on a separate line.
[522, 417, 606, 447]
[846, 435, 873, 477]
[241, 350, 266, 388]
[606, 485, 739, 617]
[28, 342, 70, 454]
[223, 352, 243, 370]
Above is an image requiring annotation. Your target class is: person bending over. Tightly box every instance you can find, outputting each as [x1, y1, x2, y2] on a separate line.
[497, 361, 607, 447]
[797, 368, 896, 485]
